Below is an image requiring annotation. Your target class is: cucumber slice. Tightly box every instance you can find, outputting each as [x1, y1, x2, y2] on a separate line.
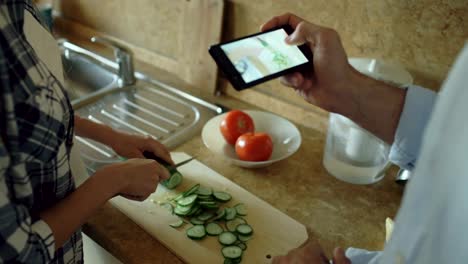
[236, 224, 253, 236]
[161, 170, 183, 189]
[226, 217, 246, 232]
[199, 201, 219, 209]
[186, 204, 201, 216]
[169, 219, 185, 228]
[197, 195, 214, 201]
[186, 225, 206, 240]
[224, 208, 237, 221]
[235, 241, 247, 251]
[190, 218, 205, 225]
[218, 232, 237, 246]
[197, 212, 215, 222]
[212, 209, 226, 221]
[222, 246, 243, 259]
[177, 194, 198, 206]
[237, 234, 253, 242]
[205, 222, 223, 236]
[234, 203, 247, 216]
[195, 186, 213, 196]
[160, 202, 174, 214]
[224, 257, 242, 264]
[184, 184, 200, 197]
[174, 204, 192, 216]
[213, 191, 232, 202]
[172, 193, 185, 202]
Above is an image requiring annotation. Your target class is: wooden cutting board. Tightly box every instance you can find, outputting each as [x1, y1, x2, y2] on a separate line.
[110, 152, 307, 263]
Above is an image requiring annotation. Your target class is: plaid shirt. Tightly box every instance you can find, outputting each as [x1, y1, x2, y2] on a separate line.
[0, 0, 82, 263]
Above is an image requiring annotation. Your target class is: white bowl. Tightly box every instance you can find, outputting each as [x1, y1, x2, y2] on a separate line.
[201, 110, 301, 168]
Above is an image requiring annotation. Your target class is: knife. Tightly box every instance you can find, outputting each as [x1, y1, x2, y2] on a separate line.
[143, 151, 195, 170]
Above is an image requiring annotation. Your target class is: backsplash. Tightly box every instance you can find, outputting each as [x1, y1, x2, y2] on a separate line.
[223, 0, 468, 90]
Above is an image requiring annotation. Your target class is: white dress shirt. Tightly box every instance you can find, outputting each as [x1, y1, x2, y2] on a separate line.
[346, 43, 468, 263]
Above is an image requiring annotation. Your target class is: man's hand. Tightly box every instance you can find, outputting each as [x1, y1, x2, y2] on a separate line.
[260, 13, 406, 144]
[261, 13, 355, 114]
[272, 227, 351, 264]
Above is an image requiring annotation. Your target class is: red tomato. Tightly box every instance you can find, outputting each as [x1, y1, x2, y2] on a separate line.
[235, 132, 273, 162]
[220, 110, 255, 145]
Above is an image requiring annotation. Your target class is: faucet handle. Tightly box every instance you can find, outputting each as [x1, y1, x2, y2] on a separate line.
[91, 36, 135, 86]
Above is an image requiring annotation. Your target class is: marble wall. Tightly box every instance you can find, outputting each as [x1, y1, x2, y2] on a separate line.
[224, 0, 468, 90]
[217, 0, 467, 117]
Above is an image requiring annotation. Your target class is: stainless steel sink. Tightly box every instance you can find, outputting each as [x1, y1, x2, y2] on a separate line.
[59, 40, 221, 172]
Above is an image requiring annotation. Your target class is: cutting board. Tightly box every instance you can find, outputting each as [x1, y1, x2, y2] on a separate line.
[110, 152, 307, 263]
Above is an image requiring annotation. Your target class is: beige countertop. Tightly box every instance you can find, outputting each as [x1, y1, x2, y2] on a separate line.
[82, 94, 403, 263]
[55, 27, 404, 264]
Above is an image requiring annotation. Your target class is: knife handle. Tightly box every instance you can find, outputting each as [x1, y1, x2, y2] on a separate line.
[143, 151, 170, 167]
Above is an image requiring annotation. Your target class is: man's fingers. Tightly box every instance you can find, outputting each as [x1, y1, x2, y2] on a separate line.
[332, 247, 351, 264]
[280, 72, 304, 88]
[260, 12, 305, 31]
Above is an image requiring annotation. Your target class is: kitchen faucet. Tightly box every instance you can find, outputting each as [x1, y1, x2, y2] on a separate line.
[91, 36, 135, 87]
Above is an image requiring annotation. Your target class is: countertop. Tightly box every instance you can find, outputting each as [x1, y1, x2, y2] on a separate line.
[55, 27, 404, 264]
[82, 95, 403, 263]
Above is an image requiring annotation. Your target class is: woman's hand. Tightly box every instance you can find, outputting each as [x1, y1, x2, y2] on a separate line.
[108, 131, 174, 165]
[95, 158, 170, 201]
[74, 116, 174, 164]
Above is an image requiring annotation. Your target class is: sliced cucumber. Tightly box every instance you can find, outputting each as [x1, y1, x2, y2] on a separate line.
[186, 204, 201, 216]
[195, 186, 213, 196]
[190, 217, 205, 225]
[234, 203, 247, 216]
[212, 209, 226, 221]
[174, 204, 192, 216]
[205, 222, 223, 236]
[197, 211, 215, 222]
[222, 246, 243, 259]
[226, 217, 246, 232]
[186, 225, 206, 240]
[197, 195, 214, 201]
[235, 241, 247, 251]
[237, 234, 253, 242]
[213, 191, 232, 202]
[199, 201, 219, 209]
[177, 194, 198, 206]
[160, 202, 174, 214]
[172, 193, 185, 202]
[236, 224, 253, 236]
[161, 170, 183, 189]
[184, 184, 200, 197]
[169, 219, 185, 228]
[224, 207, 237, 221]
[218, 232, 237, 246]
[224, 257, 242, 264]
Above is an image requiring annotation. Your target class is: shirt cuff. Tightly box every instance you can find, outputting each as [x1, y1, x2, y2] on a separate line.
[32, 220, 55, 260]
[389, 85, 437, 170]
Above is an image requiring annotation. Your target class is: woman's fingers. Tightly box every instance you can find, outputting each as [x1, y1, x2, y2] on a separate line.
[145, 137, 174, 165]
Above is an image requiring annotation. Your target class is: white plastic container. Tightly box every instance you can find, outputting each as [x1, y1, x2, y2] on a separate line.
[323, 58, 412, 184]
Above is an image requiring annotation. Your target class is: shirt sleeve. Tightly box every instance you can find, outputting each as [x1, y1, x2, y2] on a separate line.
[389, 85, 437, 170]
[0, 137, 55, 262]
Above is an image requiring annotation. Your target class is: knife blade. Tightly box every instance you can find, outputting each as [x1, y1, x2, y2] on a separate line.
[143, 151, 195, 170]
